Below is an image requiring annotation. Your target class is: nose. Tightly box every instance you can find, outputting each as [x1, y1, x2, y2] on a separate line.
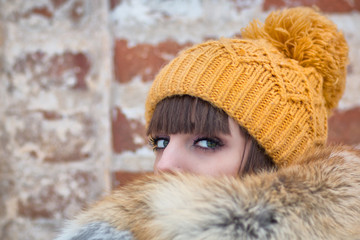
[154, 141, 183, 173]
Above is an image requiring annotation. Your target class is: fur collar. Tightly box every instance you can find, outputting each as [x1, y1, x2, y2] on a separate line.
[56, 146, 360, 239]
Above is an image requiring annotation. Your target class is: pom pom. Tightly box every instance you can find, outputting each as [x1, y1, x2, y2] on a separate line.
[241, 7, 348, 112]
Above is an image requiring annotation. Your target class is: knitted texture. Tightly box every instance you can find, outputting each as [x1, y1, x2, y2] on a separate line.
[145, 7, 348, 167]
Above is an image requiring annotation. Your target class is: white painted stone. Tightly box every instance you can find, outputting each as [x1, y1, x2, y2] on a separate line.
[111, 0, 265, 45]
[112, 147, 155, 172]
[111, 77, 152, 122]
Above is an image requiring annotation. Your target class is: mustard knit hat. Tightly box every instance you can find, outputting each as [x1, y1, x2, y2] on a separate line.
[145, 7, 348, 167]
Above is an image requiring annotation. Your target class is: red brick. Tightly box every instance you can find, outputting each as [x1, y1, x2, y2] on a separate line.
[18, 6, 54, 20]
[70, 0, 85, 23]
[18, 186, 56, 218]
[43, 143, 91, 162]
[14, 0, 88, 22]
[13, 51, 90, 90]
[111, 107, 147, 153]
[14, 112, 93, 163]
[51, 0, 69, 8]
[114, 39, 190, 83]
[112, 171, 150, 189]
[110, 0, 123, 10]
[22, 6, 53, 19]
[357, 0, 360, 10]
[263, 0, 360, 12]
[39, 110, 63, 120]
[17, 170, 97, 219]
[328, 107, 360, 145]
[0, 161, 15, 219]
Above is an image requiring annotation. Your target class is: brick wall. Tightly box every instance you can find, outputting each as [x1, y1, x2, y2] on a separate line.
[0, 0, 359, 239]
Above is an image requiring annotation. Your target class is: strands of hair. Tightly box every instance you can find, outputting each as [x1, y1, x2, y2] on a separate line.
[147, 95, 230, 136]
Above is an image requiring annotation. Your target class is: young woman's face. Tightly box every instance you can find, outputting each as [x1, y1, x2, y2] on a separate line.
[151, 118, 250, 176]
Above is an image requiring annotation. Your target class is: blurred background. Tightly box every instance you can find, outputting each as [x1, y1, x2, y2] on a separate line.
[0, 0, 359, 239]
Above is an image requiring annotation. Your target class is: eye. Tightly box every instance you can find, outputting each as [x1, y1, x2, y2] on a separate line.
[194, 137, 223, 150]
[157, 139, 169, 148]
[149, 137, 169, 151]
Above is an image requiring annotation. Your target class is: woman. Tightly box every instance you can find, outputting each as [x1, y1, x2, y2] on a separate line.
[56, 7, 360, 240]
[148, 95, 275, 176]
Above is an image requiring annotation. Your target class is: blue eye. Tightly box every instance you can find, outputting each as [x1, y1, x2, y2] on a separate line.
[149, 137, 169, 151]
[194, 137, 223, 150]
[157, 139, 169, 148]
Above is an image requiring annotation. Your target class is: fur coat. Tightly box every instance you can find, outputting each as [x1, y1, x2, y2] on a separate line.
[55, 145, 360, 240]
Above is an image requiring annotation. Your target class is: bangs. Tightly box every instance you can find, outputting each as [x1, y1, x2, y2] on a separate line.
[147, 95, 230, 136]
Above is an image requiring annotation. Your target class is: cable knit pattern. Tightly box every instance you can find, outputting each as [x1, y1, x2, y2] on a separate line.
[145, 7, 348, 167]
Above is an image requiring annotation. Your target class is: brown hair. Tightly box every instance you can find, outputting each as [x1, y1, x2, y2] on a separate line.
[147, 95, 276, 175]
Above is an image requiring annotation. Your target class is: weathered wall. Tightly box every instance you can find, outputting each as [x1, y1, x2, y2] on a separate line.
[0, 0, 359, 239]
[0, 1, 112, 239]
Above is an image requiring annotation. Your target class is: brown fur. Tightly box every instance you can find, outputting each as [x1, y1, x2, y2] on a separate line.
[71, 145, 360, 239]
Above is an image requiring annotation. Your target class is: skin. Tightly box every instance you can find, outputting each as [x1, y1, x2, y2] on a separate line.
[151, 118, 250, 177]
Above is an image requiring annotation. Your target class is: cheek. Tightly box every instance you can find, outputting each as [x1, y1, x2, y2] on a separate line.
[219, 148, 244, 175]
[193, 151, 243, 177]
[153, 153, 162, 171]
[213, 157, 242, 176]
[152, 147, 243, 176]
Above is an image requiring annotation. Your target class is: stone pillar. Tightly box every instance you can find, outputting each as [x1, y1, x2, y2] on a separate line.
[0, 1, 112, 239]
